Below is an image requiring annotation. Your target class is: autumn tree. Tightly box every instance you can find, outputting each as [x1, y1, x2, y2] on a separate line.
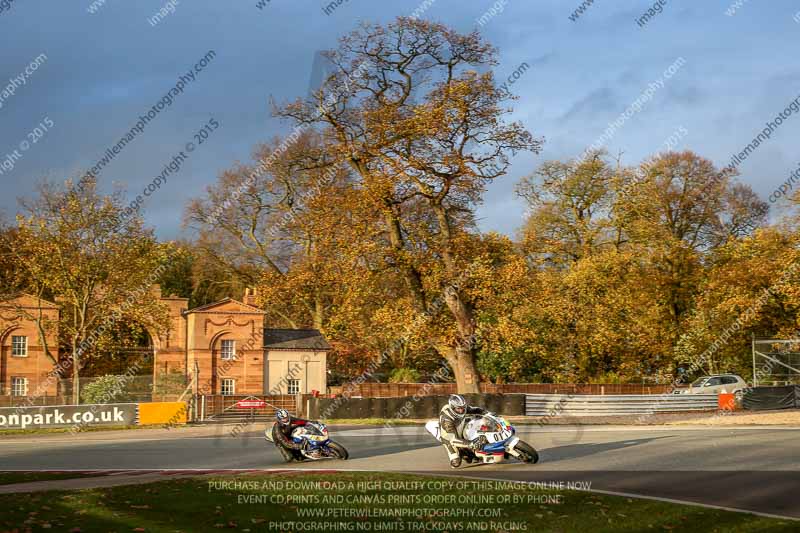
[673, 211, 800, 377]
[185, 131, 354, 330]
[0, 224, 43, 333]
[11, 178, 171, 403]
[186, 127, 402, 383]
[275, 17, 541, 392]
[508, 150, 772, 382]
[517, 150, 619, 267]
[619, 151, 768, 335]
[154, 239, 245, 309]
[0, 224, 22, 297]
[0, 224, 62, 366]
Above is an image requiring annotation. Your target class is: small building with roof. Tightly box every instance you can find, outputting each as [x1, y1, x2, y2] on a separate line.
[152, 287, 330, 396]
[0, 287, 331, 398]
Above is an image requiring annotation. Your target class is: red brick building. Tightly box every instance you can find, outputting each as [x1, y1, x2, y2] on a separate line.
[152, 287, 331, 396]
[0, 294, 60, 397]
[0, 287, 330, 398]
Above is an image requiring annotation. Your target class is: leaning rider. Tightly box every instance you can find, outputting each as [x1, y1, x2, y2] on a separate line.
[438, 394, 487, 468]
[269, 408, 312, 462]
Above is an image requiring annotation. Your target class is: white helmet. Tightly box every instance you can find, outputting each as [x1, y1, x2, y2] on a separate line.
[448, 394, 467, 417]
[276, 408, 291, 426]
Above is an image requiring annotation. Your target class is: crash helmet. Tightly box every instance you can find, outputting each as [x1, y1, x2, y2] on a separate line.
[448, 394, 467, 418]
[276, 408, 291, 426]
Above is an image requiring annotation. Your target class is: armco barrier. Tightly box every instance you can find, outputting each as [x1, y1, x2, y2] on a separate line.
[525, 394, 718, 416]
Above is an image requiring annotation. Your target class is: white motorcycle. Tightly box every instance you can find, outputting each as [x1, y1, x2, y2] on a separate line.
[265, 421, 349, 461]
[425, 412, 538, 465]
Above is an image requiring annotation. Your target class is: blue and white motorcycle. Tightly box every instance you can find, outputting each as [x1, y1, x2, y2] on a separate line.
[265, 421, 349, 461]
[425, 412, 538, 465]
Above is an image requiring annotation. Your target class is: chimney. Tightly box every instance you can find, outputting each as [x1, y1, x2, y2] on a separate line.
[244, 287, 258, 307]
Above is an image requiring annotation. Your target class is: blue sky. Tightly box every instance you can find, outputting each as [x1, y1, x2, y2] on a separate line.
[1, 0, 799, 238]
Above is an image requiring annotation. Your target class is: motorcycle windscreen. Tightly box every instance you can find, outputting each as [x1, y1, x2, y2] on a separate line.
[463, 417, 489, 440]
[465, 416, 513, 444]
[292, 424, 326, 442]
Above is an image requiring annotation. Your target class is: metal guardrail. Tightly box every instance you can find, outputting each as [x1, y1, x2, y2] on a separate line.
[525, 393, 718, 417]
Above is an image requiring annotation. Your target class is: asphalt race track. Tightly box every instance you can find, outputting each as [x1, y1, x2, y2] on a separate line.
[1, 425, 798, 518]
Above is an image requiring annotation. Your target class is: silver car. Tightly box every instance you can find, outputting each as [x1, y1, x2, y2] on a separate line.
[680, 374, 748, 395]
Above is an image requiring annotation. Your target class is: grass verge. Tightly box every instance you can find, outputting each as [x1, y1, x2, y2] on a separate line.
[0, 424, 187, 436]
[0, 472, 794, 532]
[0, 471, 100, 486]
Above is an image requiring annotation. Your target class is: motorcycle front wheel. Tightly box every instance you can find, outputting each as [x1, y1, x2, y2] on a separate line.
[513, 440, 539, 464]
[327, 441, 349, 460]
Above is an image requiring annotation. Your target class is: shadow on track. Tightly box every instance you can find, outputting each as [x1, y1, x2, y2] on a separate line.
[333, 438, 439, 460]
[541, 436, 673, 462]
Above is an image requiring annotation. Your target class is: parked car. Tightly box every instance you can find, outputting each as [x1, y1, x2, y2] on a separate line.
[679, 374, 747, 395]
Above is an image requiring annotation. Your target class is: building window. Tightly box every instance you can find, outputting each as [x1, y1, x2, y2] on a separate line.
[287, 379, 300, 395]
[221, 379, 235, 396]
[220, 339, 236, 360]
[11, 377, 27, 396]
[11, 336, 27, 357]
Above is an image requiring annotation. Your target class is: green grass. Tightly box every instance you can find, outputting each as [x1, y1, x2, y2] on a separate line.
[0, 472, 794, 532]
[0, 471, 100, 486]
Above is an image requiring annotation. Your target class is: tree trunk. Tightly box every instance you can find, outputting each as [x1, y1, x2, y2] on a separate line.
[313, 288, 324, 330]
[348, 159, 426, 312]
[443, 346, 480, 394]
[382, 208, 426, 312]
[431, 201, 482, 393]
[33, 292, 58, 365]
[442, 284, 480, 393]
[72, 348, 80, 405]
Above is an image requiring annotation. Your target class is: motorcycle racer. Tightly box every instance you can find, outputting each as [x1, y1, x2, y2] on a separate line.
[438, 394, 488, 468]
[269, 408, 312, 462]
